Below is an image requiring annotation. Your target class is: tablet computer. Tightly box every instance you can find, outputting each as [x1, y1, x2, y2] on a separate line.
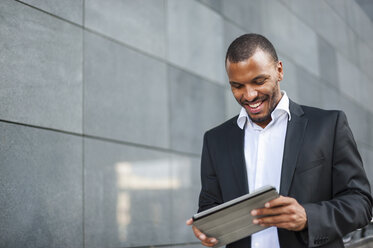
[192, 185, 279, 247]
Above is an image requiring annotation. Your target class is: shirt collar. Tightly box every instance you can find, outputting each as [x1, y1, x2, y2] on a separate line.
[237, 90, 291, 130]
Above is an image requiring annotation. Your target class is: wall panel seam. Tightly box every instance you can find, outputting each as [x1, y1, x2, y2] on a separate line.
[0, 119, 202, 157]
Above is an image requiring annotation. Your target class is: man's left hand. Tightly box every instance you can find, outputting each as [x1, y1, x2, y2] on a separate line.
[251, 195, 307, 231]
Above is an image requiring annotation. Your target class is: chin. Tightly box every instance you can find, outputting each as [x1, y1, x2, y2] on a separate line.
[250, 114, 271, 124]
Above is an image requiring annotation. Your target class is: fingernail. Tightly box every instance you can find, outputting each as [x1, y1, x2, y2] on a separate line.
[265, 203, 270, 208]
[211, 238, 217, 243]
[251, 210, 257, 216]
[253, 219, 259, 224]
[199, 234, 206, 240]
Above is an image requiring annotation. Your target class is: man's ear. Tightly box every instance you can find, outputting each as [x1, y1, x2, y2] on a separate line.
[277, 61, 284, 81]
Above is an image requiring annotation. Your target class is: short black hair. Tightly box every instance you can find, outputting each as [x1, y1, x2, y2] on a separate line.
[225, 33, 278, 63]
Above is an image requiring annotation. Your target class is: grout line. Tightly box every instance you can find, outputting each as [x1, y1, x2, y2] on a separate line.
[165, 0, 175, 243]
[14, 0, 83, 28]
[82, 137, 85, 248]
[0, 119, 202, 157]
[82, 134, 201, 157]
[0, 119, 83, 137]
[1, 115, 372, 153]
[117, 241, 202, 248]
[166, 1, 174, 240]
[82, 0, 86, 246]
[357, 141, 373, 151]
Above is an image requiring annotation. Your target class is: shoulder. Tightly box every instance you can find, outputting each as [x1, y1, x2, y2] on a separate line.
[291, 102, 351, 134]
[301, 105, 340, 117]
[292, 100, 344, 123]
[204, 115, 240, 139]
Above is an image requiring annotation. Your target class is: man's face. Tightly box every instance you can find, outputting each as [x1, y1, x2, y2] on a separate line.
[226, 49, 283, 128]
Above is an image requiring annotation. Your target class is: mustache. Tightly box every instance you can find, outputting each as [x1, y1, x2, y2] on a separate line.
[240, 96, 268, 105]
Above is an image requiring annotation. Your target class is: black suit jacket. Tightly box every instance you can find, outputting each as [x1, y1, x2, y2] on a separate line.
[198, 100, 372, 247]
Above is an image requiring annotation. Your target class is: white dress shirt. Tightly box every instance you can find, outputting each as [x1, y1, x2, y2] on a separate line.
[237, 91, 291, 248]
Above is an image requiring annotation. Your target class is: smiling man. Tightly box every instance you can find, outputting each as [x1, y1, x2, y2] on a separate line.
[186, 34, 372, 247]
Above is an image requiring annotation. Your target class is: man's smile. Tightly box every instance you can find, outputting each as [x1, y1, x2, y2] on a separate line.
[249, 102, 262, 108]
[242, 97, 268, 115]
[245, 100, 264, 114]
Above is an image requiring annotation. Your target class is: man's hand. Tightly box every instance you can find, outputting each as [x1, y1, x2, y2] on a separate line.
[186, 218, 218, 247]
[251, 196, 307, 231]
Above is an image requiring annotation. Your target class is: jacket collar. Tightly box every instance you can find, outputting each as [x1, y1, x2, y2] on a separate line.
[228, 99, 308, 196]
[279, 100, 308, 195]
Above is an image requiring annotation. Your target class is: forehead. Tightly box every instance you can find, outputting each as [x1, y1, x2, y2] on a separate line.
[226, 50, 275, 82]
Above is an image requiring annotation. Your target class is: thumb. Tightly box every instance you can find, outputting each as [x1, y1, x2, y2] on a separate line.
[186, 218, 193, 225]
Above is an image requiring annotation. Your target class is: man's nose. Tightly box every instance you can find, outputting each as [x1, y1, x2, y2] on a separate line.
[243, 86, 258, 102]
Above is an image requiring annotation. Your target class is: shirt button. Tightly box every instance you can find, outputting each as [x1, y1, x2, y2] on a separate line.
[255, 242, 260, 247]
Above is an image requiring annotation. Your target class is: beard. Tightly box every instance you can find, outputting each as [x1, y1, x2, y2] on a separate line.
[249, 111, 272, 124]
[244, 83, 282, 125]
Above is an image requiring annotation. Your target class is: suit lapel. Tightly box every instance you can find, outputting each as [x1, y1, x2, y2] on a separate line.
[280, 100, 308, 196]
[228, 118, 249, 195]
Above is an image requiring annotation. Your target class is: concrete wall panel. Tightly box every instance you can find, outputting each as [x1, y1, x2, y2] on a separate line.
[0, 123, 83, 248]
[84, 32, 169, 148]
[171, 155, 201, 243]
[262, 0, 320, 78]
[167, 0, 225, 84]
[84, 138, 172, 247]
[169, 66, 226, 154]
[85, 0, 166, 58]
[0, 0, 82, 133]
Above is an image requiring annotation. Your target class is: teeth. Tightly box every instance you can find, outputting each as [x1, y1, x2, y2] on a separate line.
[249, 102, 261, 108]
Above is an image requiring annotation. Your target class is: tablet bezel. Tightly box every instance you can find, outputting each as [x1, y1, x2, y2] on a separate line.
[193, 185, 277, 221]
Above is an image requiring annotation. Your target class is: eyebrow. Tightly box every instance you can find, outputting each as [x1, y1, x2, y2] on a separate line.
[229, 74, 271, 85]
[252, 74, 270, 82]
[229, 81, 243, 86]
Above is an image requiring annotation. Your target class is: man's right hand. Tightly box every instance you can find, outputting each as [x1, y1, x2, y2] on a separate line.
[186, 218, 218, 247]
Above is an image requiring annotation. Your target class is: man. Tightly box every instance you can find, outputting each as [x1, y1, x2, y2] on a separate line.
[186, 34, 372, 247]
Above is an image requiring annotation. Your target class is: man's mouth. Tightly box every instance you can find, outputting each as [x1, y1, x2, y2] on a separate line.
[249, 102, 262, 108]
[245, 100, 265, 114]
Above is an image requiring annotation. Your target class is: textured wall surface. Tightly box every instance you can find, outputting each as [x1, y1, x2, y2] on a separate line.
[0, 0, 372, 247]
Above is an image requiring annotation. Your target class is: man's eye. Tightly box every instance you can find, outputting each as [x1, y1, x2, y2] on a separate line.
[232, 84, 243, 89]
[255, 80, 266, 85]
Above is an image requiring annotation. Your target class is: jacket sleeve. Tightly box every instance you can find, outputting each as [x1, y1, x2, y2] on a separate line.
[302, 111, 372, 247]
[198, 132, 223, 213]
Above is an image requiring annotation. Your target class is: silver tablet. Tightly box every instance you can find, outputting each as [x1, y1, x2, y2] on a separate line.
[193, 185, 279, 248]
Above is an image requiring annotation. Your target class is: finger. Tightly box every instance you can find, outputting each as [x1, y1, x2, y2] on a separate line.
[254, 214, 296, 225]
[209, 237, 218, 244]
[251, 205, 295, 216]
[267, 221, 303, 231]
[192, 226, 218, 245]
[192, 225, 206, 241]
[186, 218, 193, 225]
[265, 196, 295, 208]
[201, 240, 216, 247]
[201, 237, 218, 247]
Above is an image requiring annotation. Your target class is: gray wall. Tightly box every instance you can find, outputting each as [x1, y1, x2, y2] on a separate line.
[0, 0, 372, 247]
